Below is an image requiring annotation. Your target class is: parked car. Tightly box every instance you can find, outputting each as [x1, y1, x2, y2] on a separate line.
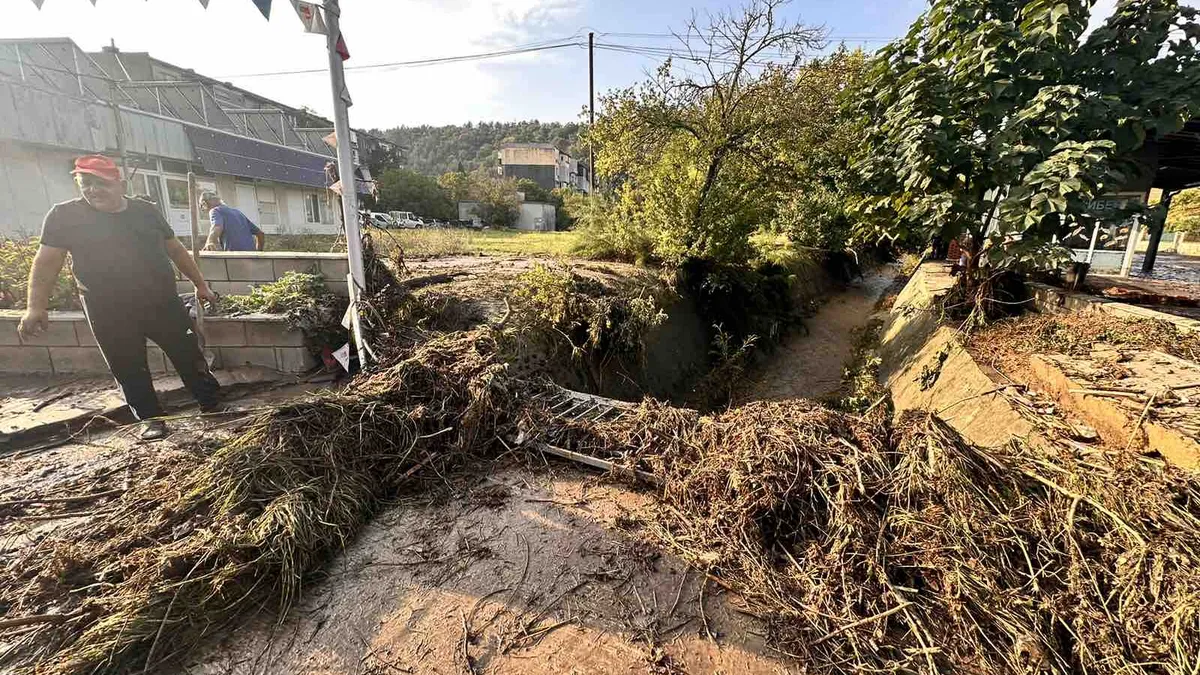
[388, 211, 423, 229]
[365, 211, 395, 229]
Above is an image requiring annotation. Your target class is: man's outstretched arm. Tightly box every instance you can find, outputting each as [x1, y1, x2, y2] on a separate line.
[18, 245, 68, 339]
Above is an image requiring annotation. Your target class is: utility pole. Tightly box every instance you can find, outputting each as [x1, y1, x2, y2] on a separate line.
[589, 31, 595, 193]
[324, 0, 369, 365]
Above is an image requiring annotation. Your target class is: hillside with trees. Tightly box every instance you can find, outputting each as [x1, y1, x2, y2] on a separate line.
[373, 121, 584, 177]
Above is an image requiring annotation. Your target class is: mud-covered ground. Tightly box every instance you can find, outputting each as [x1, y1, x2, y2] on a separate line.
[2, 255, 893, 674]
[187, 465, 799, 675]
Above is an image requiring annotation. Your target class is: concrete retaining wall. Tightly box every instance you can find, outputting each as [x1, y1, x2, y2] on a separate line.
[0, 310, 315, 375]
[879, 262, 1038, 448]
[175, 252, 351, 297]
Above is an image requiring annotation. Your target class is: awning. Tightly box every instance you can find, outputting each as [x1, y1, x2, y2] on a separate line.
[1152, 119, 1200, 192]
[186, 126, 329, 189]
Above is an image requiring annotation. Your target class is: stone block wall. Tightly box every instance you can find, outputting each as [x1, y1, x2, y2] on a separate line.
[175, 252, 351, 297]
[0, 310, 315, 375]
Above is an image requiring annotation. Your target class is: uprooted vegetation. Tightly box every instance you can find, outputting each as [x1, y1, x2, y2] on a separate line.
[506, 263, 668, 362]
[968, 311, 1200, 373]
[8, 317, 1200, 673]
[547, 399, 1200, 673]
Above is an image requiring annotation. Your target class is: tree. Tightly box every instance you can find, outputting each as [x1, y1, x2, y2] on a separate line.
[382, 121, 585, 176]
[587, 0, 828, 267]
[854, 0, 1200, 279]
[1167, 187, 1200, 236]
[360, 136, 403, 178]
[438, 168, 521, 228]
[514, 178, 554, 203]
[375, 168, 455, 220]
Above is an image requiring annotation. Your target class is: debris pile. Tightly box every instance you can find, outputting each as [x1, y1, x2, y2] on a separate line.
[5, 326, 1200, 674]
[970, 311, 1200, 367]
[0, 330, 508, 675]
[553, 399, 1200, 674]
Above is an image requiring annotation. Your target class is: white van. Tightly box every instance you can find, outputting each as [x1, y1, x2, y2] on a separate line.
[389, 211, 423, 229]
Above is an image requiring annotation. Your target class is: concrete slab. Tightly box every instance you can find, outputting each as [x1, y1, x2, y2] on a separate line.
[0, 367, 285, 444]
[1029, 351, 1200, 469]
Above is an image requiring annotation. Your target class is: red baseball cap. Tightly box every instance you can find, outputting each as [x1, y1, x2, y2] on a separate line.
[71, 155, 121, 182]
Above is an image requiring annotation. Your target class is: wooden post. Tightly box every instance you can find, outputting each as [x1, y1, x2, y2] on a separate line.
[187, 172, 206, 337]
[1120, 215, 1142, 277]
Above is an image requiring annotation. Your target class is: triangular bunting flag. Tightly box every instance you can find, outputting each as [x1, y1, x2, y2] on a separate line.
[323, 131, 337, 149]
[252, 0, 272, 19]
[31, 0, 45, 8]
[335, 32, 350, 61]
[88, 0, 98, 5]
[198, 0, 210, 7]
[290, 0, 327, 34]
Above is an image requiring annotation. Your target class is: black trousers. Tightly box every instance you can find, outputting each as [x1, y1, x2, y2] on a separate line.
[83, 295, 221, 420]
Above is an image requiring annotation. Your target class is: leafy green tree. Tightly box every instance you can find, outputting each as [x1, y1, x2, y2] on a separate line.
[1167, 187, 1200, 236]
[375, 168, 455, 220]
[438, 168, 520, 227]
[854, 0, 1200, 278]
[514, 178, 554, 203]
[587, 0, 832, 267]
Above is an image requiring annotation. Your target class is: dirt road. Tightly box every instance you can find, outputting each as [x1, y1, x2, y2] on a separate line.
[739, 269, 896, 403]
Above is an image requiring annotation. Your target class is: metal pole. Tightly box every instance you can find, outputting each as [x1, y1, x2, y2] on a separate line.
[187, 172, 206, 339]
[1086, 222, 1100, 264]
[588, 32, 595, 193]
[324, 0, 369, 366]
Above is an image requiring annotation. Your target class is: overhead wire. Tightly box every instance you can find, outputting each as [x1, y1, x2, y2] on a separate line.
[217, 37, 587, 79]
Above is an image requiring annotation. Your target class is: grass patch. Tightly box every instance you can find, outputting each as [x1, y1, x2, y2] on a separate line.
[190, 229, 586, 258]
[217, 271, 348, 356]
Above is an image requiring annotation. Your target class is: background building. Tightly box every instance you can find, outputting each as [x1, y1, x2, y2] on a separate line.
[0, 38, 399, 238]
[457, 200, 557, 231]
[497, 143, 590, 194]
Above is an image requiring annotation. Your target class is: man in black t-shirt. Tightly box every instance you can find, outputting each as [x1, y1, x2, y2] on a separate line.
[18, 155, 222, 440]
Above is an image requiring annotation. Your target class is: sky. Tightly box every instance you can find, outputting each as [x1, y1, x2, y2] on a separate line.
[3, 0, 1122, 131]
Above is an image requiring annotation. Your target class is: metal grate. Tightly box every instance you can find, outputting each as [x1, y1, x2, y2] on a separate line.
[532, 386, 634, 425]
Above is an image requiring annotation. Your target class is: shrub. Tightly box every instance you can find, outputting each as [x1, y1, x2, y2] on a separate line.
[508, 263, 666, 358]
[219, 271, 348, 355]
[0, 238, 80, 310]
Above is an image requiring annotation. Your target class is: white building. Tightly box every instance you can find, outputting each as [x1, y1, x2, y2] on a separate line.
[0, 39, 397, 238]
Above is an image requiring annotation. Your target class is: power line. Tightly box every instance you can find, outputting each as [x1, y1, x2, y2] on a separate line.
[603, 31, 900, 42]
[216, 38, 587, 79]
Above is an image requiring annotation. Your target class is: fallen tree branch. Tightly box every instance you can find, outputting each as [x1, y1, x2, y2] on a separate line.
[1069, 388, 1146, 400]
[812, 602, 913, 645]
[0, 488, 125, 509]
[0, 611, 84, 631]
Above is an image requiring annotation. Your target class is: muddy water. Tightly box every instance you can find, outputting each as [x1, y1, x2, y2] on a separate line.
[739, 269, 896, 403]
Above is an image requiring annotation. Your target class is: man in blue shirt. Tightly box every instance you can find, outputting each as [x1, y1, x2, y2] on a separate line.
[201, 191, 265, 251]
